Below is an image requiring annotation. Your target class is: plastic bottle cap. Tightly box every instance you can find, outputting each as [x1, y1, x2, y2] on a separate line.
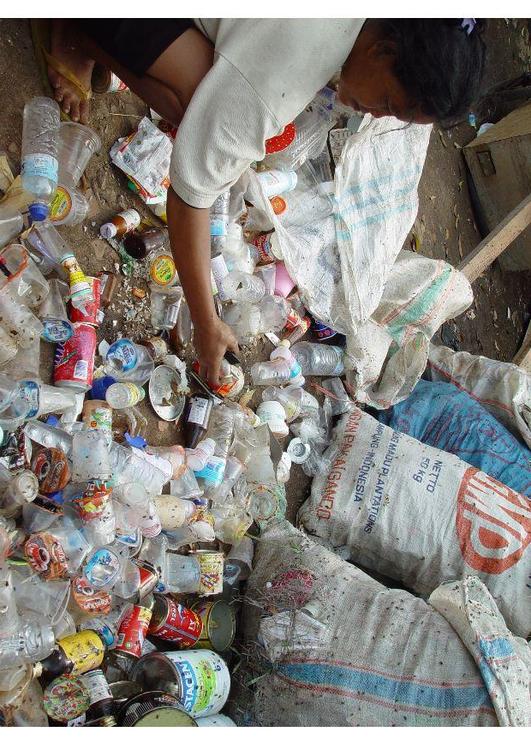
[29, 202, 49, 222]
[287, 438, 311, 464]
[99, 223, 117, 240]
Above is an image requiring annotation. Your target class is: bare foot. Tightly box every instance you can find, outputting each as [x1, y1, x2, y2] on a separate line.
[48, 20, 95, 123]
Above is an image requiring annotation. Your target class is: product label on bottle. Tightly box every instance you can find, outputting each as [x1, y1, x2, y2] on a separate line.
[59, 631, 105, 675]
[49, 185, 73, 222]
[194, 457, 226, 487]
[209, 217, 228, 237]
[115, 604, 152, 658]
[42, 318, 74, 343]
[80, 670, 112, 704]
[118, 209, 141, 232]
[150, 254, 176, 286]
[72, 576, 112, 615]
[24, 531, 68, 580]
[22, 153, 58, 182]
[106, 339, 138, 373]
[188, 398, 210, 426]
[83, 403, 113, 434]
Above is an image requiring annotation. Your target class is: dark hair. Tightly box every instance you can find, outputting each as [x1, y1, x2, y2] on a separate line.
[379, 19, 487, 125]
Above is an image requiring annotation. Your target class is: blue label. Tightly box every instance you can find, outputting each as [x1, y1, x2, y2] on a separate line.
[22, 153, 58, 182]
[194, 458, 226, 486]
[210, 218, 228, 237]
[18, 380, 40, 418]
[42, 319, 74, 343]
[106, 339, 138, 372]
[83, 547, 120, 587]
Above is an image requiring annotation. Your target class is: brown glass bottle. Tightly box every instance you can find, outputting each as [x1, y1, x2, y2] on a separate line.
[80, 669, 117, 725]
[123, 228, 167, 259]
[183, 394, 213, 449]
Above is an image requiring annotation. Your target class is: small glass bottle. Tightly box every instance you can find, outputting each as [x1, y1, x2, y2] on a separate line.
[99, 209, 141, 240]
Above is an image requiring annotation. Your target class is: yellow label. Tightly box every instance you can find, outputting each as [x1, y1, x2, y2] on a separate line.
[50, 185, 72, 222]
[58, 630, 104, 675]
[150, 255, 176, 286]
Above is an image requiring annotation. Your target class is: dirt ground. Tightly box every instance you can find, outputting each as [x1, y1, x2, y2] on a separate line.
[0, 18, 529, 522]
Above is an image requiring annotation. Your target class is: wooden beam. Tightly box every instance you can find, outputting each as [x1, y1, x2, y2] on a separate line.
[513, 321, 531, 373]
[458, 193, 531, 282]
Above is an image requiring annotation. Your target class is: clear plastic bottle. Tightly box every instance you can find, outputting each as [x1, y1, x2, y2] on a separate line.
[149, 284, 183, 331]
[250, 341, 301, 386]
[0, 285, 44, 349]
[113, 482, 161, 539]
[72, 430, 111, 482]
[21, 97, 60, 222]
[104, 339, 154, 385]
[220, 271, 265, 304]
[0, 206, 24, 250]
[262, 385, 319, 422]
[0, 621, 56, 669]
[206, 405, 235, 460]
[185, 438, 216, 471]
[210, 191, 230, 254]
[291, 342, 345, 376]
[105, 382, 145, 409]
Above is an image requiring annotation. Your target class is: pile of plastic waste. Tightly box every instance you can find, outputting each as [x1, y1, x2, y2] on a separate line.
[0, 96, 353, 726]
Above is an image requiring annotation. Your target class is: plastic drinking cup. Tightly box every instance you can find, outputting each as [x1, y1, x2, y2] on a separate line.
[58, 122, 101, 186]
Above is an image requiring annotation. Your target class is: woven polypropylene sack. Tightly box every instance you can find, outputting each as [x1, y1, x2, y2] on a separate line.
[298, 409, 531, 638]
[243, 521, 499, 726]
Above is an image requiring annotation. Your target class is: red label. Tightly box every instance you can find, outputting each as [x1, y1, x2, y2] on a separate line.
[115, 605, 152, 658]
[135, 563, 159, 599]
[148, 598, 202, 646]
[456, 467, 531, 574]
[68, 277, 101, 326]
[250, 233, 275, 265]
[24, 532, 68, 580]
[53, 323, 96, 389]
[72, 576, 112, 615]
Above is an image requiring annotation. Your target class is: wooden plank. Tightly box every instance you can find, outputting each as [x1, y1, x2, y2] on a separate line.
[465, 102, 531, 147]
[513, 321, 531, 373]
[457, 193, 531, 282]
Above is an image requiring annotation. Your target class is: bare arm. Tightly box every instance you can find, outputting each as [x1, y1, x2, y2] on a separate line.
[167, 186, 238, 386]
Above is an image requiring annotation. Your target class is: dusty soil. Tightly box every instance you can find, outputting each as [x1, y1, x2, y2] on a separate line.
[0, 18, 529, 524]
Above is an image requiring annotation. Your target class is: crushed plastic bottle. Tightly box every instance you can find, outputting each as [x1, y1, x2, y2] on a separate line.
[21, 97, 61, 222]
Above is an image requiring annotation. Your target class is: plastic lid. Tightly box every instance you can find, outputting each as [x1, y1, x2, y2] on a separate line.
[287, 438, 311, 464]
[99, 222, 117, 240]
[29, 202, 49, 222]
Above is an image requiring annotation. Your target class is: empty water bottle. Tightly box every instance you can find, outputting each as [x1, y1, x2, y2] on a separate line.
[0, 206, 24, 250]
[0, 621, 56, 669]
[21, 97, 61, 222]
[104, 339, 154, 385]
[291, 341, 345, 376]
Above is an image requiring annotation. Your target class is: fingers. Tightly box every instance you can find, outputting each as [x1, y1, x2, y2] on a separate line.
[206, 354, 223, 388]
[78, 99, 90, 125]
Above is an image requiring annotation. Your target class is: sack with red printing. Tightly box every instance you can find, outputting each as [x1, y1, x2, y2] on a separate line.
[298, 407, 531, 637]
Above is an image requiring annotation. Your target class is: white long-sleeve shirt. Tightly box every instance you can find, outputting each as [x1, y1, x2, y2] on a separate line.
[169, 18, 364, 208]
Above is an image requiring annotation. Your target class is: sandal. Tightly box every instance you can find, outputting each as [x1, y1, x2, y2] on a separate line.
[30, 19, 91, 122]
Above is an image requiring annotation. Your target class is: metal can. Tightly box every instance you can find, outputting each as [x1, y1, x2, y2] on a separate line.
[53, 322, 96, 391]
[134, 560, 159, 600]
[117, 690, 197, 727]
[92, 66, 129, 94]
[114, 601, 154, 659]
[190, 600, 236, 652]
[196, 713, 236, 726]
[131, 650, 230, 718]
[68, 276, 101, 326]
[190, 550, 224, 597]
[148, 594, 202, 647]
